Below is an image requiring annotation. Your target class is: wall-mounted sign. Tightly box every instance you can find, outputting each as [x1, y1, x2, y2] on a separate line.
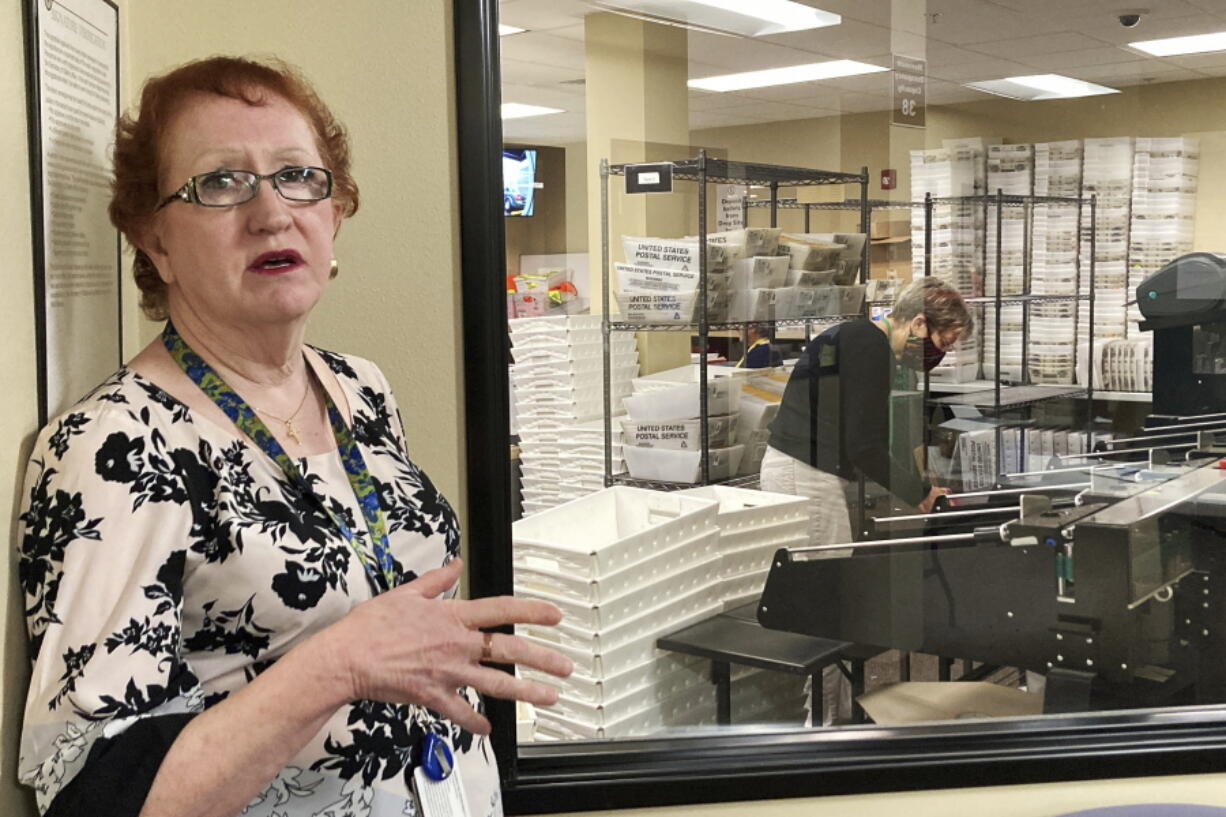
[24, 0, 121, 423]
[892, 54, 926, 129]
[625, 162, 673, 194]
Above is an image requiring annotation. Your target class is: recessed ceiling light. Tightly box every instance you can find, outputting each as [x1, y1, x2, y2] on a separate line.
[592, 0, 839, 37]
[1129, 30, 1226, 56]
[689, 60, 885, 92]
[502, 103, 565, 119]
[498, 24, 526, 36]
[964, 74, 1120, 101]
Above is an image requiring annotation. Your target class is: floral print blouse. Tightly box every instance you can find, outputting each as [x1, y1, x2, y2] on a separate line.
[17, 348, 500, 817]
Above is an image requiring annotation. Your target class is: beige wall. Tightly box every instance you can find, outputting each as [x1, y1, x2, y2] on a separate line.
[123, 0, 466, 517]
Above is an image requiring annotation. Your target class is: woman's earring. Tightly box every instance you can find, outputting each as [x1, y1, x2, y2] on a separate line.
[329, 258, 339, 279]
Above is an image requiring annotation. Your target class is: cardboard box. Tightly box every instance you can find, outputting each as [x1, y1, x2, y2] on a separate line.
[871, 218, 911, 240]
[859, 681, 1043, 725]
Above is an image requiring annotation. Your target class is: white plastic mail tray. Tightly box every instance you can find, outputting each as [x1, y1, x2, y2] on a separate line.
[514, 526, 718, 602]
[615, 262, 701, 294]
[522, 653, 704, 705]
[547, 658, 713, 727]
[619, 414, 738, 451]
[520, 601, 722, 679]
[730, 255, 788, 290]
[517, 554, 722, 632]
[533, 683, 717, 740]
[614, 291, 697, 324]
[623, 381, 742, 421]
[520, 579, 724, 655]
[676, 485, 808, 535]
[623, 445, 745, 484]
[719, 530, 809, 578]
[738, 394, 780, 436]
[703, 227, 781, 257]
[511, 486, 719, 579]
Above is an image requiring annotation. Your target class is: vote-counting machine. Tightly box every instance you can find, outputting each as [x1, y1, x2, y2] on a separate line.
[759, 253, 1226, 713]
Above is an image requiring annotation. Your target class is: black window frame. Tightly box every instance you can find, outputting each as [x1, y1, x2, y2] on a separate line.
[453, 1, 1226, 812]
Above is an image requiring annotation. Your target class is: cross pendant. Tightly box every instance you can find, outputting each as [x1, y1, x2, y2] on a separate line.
[285, 420, 302, 445]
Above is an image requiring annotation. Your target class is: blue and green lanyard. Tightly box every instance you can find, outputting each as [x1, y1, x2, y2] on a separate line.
[162, 322, 397, 594]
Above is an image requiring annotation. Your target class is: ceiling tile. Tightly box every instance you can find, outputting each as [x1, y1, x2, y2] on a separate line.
[542, 23, 588, 42]
[1030, 46, 1157, 71]
[687, 89, 762, 111]
[924, 39, 1000, 66]
[929, 57, 1041, 82]
[1185, 0, 1226, 15]
[503, 111, 588, 143]
[686, 35, 841, 73]
[924, 0, 1067, 45]
[500, 58, 584, 86]
[497, 0, 589, 32]
[1074, 58, 1205, 82]
[712, 99, 840, 122]
[963, 31, 1113, 61]
[502, 82, 587, 111]
[1164, 50, 1226, 68]
[760, 18, 893, 60]
[689, 110, 768, 130]
[501, 31, 588, 71]
[926, 77, 985, 105]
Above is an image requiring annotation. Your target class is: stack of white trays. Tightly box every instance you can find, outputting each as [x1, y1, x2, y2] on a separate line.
[677, 485, 810, 609]
[1128, 137, 1198, 332]
[1079, 137, 1133, 361]
[510, 314, 639, 515]
[910, 139, 986, 384]
[512, 487, 724, 739]
[1031, 140, 1083, 386]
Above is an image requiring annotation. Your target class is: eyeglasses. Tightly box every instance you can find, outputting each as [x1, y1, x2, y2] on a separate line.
[156, 166, 333, 210]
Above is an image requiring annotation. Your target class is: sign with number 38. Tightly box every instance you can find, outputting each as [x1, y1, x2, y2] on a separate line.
[892, 54, 926, 129]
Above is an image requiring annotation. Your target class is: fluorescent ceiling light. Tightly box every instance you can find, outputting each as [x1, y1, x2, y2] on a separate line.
[592, 0, 839, 37]
[689, 59, 886, 92]
[1130, 30, 1226, 56]
[964, 74, 1120, 101]
[498, 24, 526, 36]
[501, 103, 565, 119]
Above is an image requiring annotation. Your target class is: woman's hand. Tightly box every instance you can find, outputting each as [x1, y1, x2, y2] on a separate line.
[316, 558, 572, 735]
[918, 485, 951, 514]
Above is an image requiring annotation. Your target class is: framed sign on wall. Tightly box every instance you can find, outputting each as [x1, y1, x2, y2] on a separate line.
[24, 0, 121, 424]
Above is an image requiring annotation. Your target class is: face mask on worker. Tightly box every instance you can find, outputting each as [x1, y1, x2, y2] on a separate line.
[899, 322, 946, 371]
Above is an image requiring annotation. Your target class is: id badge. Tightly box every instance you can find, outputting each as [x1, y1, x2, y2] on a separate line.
[412, 733, 471, 817]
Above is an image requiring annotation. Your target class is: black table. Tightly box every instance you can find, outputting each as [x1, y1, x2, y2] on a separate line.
[656, 602, 881, 725]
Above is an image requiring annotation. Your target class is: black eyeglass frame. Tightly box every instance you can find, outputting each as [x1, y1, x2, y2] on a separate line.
[155, 166, 334, 211]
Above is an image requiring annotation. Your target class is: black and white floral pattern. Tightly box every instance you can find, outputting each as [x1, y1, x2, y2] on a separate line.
[17, 352, 497, 816]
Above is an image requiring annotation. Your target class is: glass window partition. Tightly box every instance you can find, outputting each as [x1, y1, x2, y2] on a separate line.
[465, 0, 1226, 809]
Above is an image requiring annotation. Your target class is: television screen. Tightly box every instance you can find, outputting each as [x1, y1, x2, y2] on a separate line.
[502, 148, 536, 217]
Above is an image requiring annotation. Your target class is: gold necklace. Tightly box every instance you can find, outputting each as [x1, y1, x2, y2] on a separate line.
[251, 376, 312, 445]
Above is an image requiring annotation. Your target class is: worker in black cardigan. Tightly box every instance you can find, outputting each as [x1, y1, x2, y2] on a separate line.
[761, 277, 973, 548]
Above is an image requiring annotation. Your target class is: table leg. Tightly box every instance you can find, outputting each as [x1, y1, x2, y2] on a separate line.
[939, 656, 953, 681]
[899, 650, 911, 682]
[809, 672, 823, 726]
[849, 659, 866, 723]
[712, 661, 731, 725]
